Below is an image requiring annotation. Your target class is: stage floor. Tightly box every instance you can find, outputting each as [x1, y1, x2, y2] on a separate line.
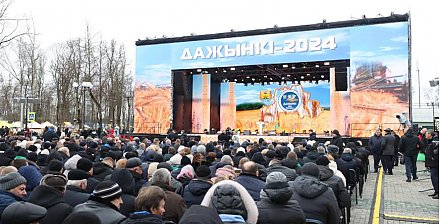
[195, 133, 335, 144]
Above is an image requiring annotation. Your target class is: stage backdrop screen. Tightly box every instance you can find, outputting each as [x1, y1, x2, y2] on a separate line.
[135, 21, 409, 137]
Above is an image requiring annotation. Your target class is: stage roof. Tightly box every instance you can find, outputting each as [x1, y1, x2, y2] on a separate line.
[136, 14, 409, 46]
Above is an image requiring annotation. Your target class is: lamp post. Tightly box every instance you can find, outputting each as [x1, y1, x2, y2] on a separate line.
[81, 82, 94, 130]
[126, 92, 133, 134]
[429, 78, 439, 130]
[72, 82, 79, 129]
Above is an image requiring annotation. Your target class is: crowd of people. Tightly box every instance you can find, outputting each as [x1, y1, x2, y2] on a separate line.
[0, 126, 436, 224]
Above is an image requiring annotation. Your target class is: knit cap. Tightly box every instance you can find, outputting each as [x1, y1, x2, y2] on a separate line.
[0, 172, 27, 191]
[301, 163, 320, 178]
[91, 180, 122, 200]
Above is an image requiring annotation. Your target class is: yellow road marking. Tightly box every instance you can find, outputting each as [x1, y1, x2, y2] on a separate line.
[372, 167, 383, 224]
[384, 214, 439, 222]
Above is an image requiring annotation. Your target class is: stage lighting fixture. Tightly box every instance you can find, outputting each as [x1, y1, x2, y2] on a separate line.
[234, 79, 237, 82]
[251, 78, 255, 81]
[300, 76, 304, 79]
[307, 73, 310, 76]
[190, 71, 193, 74]
[324, 62, 330, 66]
[287, 74, 291, 77]
[291, 66, 296, 69]
[315, 64, 319, 68]
[264, 75, 267, 78]
[283, 64, 288, 68]
[321, 75, 325, 78]
[270, 77, 273, 80]
[215, 70, 218, 73]
[230, 67, 236, 71]
[223, 69, 227, 73]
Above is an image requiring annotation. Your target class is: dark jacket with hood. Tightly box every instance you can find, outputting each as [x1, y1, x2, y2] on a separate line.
[120, 211, 165, 224]
[318, 165, 351, 208]
[64, 185, 90, 207]
[330, 135, 344, 155]
[257, 181, 305, 224]
[111, 168, 136, 217]
[29, 185, 73, 224]
[129, 170, 147, 196]
[290, 175, 340, 224]
[399, 129, 424, 156]
[235, 173, 265, 201]
[183, 178, 213, 208]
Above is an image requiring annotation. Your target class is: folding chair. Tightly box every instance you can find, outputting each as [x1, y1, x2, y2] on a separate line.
[346, 169, 358, 205]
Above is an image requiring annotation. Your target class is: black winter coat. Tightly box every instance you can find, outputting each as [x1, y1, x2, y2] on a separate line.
[330, 136, 344, 155]
[29, 185, 73, 224]
[318, 165, 351, 208]
[290, 176, 340, 224]
[399, 130, 424, 156]
[425, 140, 439, 168]
[381, 134, 396, 156]
[183, 179, 212, 208]
[120, 212, 164, 224]
[71, 199, 126, 224]
[257, 182, 305, 224]
[64, 185, 90, 207]
[93, 162, 114, 182]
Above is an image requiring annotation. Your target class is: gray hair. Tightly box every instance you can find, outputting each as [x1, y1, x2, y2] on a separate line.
[317, 146, 326, 154]
[151, 168, 171, 186]
[220, 155, 233, 166]
[343, 148, 352, 154]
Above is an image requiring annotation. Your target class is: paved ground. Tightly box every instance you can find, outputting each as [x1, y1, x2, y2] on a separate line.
[350, 157, 439, 223]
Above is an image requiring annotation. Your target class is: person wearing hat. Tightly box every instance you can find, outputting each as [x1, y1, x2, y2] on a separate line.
[110, 168, 136, 217]
[71, 180, 125, 224]
[77, 157, 100, 193]
[381, 128, 396, 175]
[64, 169, 90, 207]
[29, 174, 72, 224]
[179, 205, 222, 224]
[0, 172, 27, 220]
[126, 157, 146, 196]
[120, 186, 167, 224]
[266, 158, 298, 182]
[290, 163, 340, 224]
[257, 172, 305, 224]
[182, 165, 213, 208]
[316, 156, 351, 210]
[330, 129, 344, 155]
[1, 201, 47, 224]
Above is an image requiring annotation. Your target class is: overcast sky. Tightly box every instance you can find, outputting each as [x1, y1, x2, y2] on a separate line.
[8, 0, 439, 104]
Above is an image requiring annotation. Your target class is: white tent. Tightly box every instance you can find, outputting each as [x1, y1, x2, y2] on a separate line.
[11, 122, 22, 128]
[41, 121, 55, 128]
[27, 121, 43, 129]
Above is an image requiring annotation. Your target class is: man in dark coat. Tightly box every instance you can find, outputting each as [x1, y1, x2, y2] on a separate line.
[110, 168, 136, 217]
[369, 129, 383, 173]
[64, 169, 90, 207]
[381, 128, 396, 175]
[316, 156, 351, 209]
[0, 172, 27, 221]
[151, 168, 187, 223]
[29, 174, 72, 224]
[424, 130, 438, 198]
[266, 159, 298, 181]
[126, 157, 147, 195]
[330, 130, 344, 155]
[290, 163, 340, 224]
[399, 128, 424, 182]
[92, 157, 114, 182]
[235, 161, 265, 201]
[257, 172, 305, 224]
[71, 180, 125, 224]
[183, 165, 213, 208]
[76, 157, 100, 193]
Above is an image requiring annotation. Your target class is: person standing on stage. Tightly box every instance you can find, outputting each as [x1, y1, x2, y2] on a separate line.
[330, 130, 344, 155]
[369, 129, 383, 173]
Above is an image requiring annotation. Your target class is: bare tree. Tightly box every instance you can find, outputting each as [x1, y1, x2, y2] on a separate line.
[0, 0, 29, 49]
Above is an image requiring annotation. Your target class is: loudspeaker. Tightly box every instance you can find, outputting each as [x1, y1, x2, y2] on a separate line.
[243, 130, 251, 135]
[335, 67, 348, 91]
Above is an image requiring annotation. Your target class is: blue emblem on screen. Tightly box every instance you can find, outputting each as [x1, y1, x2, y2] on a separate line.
[278, 90, 301, 112]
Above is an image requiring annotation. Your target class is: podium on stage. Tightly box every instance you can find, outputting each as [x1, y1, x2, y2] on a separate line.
[256, 121, 264, 135]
